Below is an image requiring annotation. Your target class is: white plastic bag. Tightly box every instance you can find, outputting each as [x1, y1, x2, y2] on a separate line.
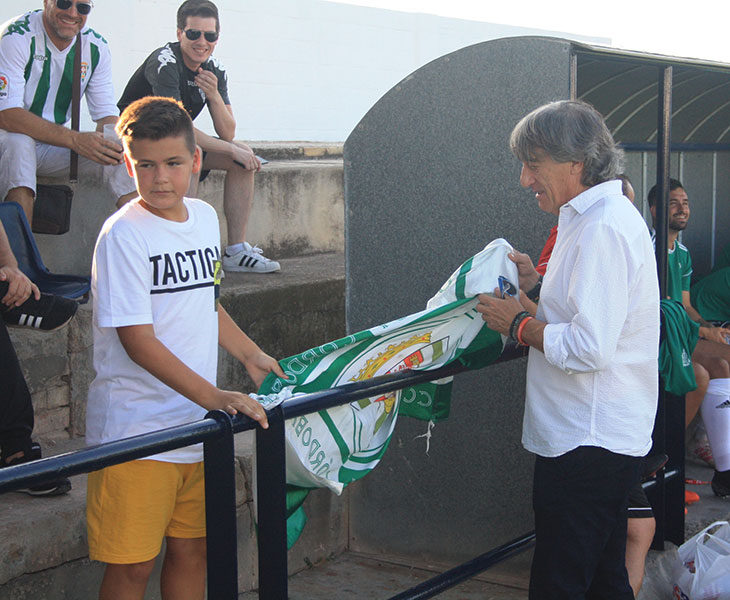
[673, 521, 730, 599]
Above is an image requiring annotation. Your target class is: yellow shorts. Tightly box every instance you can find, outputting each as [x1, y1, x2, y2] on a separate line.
[86, 460, 206, 564]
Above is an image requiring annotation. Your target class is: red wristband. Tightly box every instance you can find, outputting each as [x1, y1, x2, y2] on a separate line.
[516, 316, 534, 346]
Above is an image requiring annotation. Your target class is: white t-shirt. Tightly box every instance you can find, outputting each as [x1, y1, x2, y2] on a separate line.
[523, 180, 660, 458]
[0, 10, 117, 123]
[87, 198, 221, 463]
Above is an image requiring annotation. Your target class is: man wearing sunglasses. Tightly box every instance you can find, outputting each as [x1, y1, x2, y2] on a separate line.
[0, 0, 136, 227]
[118, 0, 280, 274]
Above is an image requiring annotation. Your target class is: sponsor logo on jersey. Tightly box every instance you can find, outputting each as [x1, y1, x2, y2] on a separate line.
[156, 46, 177, 74]
[3, 14, 33, 38]
[0, 74, 8, 99]
[33, 54, 48, 62]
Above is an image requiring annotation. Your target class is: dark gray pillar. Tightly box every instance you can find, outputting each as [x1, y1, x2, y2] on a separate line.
[344, 36, 573, 562]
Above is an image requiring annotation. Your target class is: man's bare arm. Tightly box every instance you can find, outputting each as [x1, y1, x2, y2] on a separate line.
[0, 222, 39, 306]
[193, 68, 236, 141]
[0, 108, 121, 165]
[683, 289, 729, 344]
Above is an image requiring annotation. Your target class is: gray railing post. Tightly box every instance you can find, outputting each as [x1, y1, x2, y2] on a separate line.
[203, 410, 239, 599]
[256, 405, 289, 599]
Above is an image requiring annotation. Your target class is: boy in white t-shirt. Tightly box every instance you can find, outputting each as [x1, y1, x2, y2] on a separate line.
[86, 96, 284, 600]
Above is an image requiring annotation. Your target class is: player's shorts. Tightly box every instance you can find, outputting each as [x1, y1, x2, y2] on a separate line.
[0, 130, 136, 201]
[627, 481, 653, 519]
[86, 459, 206, 564]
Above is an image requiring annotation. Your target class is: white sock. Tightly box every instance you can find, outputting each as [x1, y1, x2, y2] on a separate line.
[226, 243, 244, 255]
[701, 378, 730, 471]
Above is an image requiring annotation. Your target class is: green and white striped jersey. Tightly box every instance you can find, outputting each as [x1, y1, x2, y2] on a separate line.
[0, 10, 117, 125]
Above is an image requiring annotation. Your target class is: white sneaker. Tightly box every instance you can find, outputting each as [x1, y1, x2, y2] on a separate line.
[223, 242, 281, 273]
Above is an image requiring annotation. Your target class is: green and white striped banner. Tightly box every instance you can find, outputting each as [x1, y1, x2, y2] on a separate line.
[254, 238, 517, 546]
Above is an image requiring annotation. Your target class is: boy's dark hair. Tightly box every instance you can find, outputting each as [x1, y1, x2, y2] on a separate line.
[177, 0, 220, 32]
[116, 97, 196, 154]
[647, 178, 684, 207]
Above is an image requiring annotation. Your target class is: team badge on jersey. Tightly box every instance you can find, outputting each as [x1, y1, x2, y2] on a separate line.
[80, 62, 89, 82]
[0, 74, 8, 99]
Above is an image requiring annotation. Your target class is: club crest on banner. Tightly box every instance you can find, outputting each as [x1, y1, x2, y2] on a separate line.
[254, 238, 518, 548]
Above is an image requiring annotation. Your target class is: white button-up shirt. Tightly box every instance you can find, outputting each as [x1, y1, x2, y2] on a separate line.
[522, 180, 660, 458]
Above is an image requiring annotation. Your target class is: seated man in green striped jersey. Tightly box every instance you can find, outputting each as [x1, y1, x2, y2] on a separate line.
[0, 1, 136, 228]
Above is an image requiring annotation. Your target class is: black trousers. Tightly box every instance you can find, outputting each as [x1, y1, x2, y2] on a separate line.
[529, 446, 642, 600]
[0, 318, 34, 461]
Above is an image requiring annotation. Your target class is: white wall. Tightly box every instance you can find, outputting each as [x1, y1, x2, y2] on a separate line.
[3, 0, 606, 141]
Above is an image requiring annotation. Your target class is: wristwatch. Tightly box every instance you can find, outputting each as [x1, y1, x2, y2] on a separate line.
[526, 275, 543, 301]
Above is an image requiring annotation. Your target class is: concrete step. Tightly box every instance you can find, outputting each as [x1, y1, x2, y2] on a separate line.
[34, 143, 344, 276]
[252, 142, 343, 162]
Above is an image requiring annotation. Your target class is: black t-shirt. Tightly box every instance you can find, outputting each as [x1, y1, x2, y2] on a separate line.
[117, 41, 230, 120]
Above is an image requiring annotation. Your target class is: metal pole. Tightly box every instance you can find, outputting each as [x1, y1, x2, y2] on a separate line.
[655, 64, 672, 298]
[660, 66, 686, 549]
[256, 406, 289, 599]
[664, 391, 686, 547]
[569, 52, 577, 101]
[203, 410, 239, 599]
[387, 532, 535, 600]
[651, 64, 680, 552]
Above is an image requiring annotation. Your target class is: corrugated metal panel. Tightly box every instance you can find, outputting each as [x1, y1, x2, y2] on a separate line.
[574, 44, 730, 145]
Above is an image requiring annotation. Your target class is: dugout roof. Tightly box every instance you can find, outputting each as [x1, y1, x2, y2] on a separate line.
[574, 42, 730, 150]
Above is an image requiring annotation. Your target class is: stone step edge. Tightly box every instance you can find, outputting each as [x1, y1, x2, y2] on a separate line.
[250, 142, 343, 161]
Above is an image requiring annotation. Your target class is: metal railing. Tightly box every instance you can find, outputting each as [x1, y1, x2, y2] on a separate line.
[0, 356, 682, 598]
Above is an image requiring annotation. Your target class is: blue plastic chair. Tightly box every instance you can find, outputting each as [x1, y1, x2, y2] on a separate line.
[0, 201, 90, 302]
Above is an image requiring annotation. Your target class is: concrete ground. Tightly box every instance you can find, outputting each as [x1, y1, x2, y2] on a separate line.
[239, 551, 531, 599]
[245, 460, 729, 600]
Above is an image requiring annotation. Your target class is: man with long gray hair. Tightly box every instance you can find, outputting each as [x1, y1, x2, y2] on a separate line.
[477, 100, 660, 598]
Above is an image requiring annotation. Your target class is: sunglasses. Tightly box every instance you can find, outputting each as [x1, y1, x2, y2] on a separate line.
[183, 29, 219, 43]
[55, 0, 93, 15]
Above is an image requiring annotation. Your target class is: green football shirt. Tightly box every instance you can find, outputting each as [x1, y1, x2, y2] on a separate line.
[691, 267, 730, 323]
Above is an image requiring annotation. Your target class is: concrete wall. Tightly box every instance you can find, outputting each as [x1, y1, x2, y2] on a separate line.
[2, 0, 605, 142]
[344, 37, 572, 563]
